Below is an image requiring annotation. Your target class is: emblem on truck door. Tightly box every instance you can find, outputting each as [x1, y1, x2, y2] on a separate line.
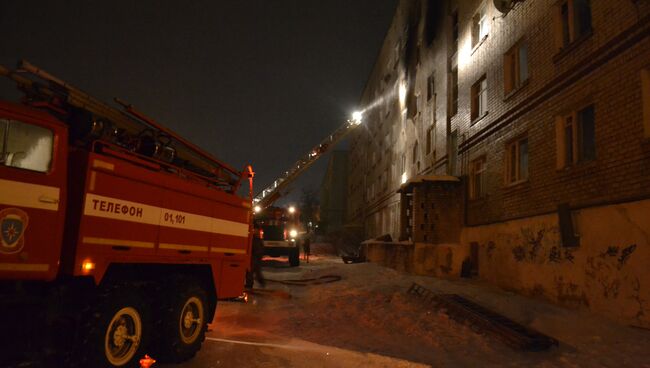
[0, 208, 29, 254]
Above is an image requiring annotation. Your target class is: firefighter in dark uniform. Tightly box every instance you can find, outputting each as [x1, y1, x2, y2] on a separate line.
[251, 230, 266, 287]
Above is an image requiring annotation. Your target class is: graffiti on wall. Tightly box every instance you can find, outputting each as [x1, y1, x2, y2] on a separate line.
[585, 243, 648, 323]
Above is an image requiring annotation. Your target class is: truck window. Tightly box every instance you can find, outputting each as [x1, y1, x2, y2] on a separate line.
[0, 119, 53, 173]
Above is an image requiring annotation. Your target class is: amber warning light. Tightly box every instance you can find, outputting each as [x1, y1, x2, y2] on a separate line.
[81, 260, 95, 273]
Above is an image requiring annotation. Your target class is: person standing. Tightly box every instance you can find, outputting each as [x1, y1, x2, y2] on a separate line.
[251, 233, 266, 287]
[302, 233, 311, 263]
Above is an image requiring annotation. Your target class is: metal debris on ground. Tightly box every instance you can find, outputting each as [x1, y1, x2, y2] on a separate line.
[407, 283, 559, 351]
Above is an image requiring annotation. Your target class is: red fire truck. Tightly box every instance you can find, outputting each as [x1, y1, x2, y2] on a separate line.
[0, 61, 253, 366]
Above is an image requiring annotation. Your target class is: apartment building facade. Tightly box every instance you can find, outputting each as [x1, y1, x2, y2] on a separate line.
[347, 0, 650, 327]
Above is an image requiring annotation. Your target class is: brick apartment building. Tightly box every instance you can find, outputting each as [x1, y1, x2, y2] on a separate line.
[347, 0, 650, 327]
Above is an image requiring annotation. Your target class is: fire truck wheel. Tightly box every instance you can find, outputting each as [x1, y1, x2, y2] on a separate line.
[289, 248, 300, 267]
[158, 282, 208, 363]
[81, 287, 151, 368]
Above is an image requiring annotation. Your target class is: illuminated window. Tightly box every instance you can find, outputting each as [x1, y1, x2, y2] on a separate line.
[471, 75, 488, 121]
[504, 41, 529, 94]
[471, 3, 488, 48]
[505, 137, 529, 184]
[469, 156, 486, 199]
[0, 119, 53, 173]
[556, 105, 595, 168]
[642, 69, 650, 138]
[555, 0, 592, 50]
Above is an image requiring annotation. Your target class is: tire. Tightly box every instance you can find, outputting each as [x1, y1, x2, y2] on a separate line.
[289, 247, 300, 267]
[156, 281, 209, 363]
[78, 286, 150, 368]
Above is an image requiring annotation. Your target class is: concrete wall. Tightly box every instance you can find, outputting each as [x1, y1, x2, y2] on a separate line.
[462, 199, 650, 328]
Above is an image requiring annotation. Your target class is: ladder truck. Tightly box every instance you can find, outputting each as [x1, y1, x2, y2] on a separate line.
[0, 61, 254, 367]
[253, 112, 362, 208]
[250, 112, 362, 268]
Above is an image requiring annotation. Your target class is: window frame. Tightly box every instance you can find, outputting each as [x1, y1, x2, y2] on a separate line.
[449, 67, 459, 117]
[554, 0, 592, 51]
[504, 40, 529, 95]
[0, 118, 55, 174]
[555, 104, 596, 169]
[469, 156, 487, 200]
[471, 3, 489, 49]
[642, 68, 650, 139]
[471, 75, 488, 122]
[504, 136, 529, 185]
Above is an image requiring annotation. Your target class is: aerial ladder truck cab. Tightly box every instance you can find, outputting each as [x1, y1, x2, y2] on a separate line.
[0, 61, 254, 366]
[254, 206, 301, 267]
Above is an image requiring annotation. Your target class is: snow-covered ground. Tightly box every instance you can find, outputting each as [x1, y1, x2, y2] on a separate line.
[167, 243, 650, 367]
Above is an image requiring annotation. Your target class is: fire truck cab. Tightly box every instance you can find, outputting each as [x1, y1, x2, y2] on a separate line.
[254, 206, 301, 267]
[0, 63, 253, 367]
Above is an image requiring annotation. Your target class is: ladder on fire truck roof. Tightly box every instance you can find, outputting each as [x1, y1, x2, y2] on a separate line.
[254, 117, 362, 208]
[0, 60, 246, 189]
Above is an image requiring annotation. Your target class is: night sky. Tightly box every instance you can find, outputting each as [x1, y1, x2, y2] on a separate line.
[0, 1, 397, 204]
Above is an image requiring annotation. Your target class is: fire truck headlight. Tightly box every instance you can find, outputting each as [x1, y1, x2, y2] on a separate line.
[289, 229, 298, 239]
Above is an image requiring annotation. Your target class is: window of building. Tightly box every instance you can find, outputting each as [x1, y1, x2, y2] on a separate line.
[426, 127, 433, 154]
[471, 3, 488, 49]
[393, 41, 401, 69]
[451, 11, 459, 56]
[469, 156, 486, 199]
[504, 41, 529, 94]
[556, 104, 595, 168]
[0, 119, 54, 173]
[505, 136, 529, 184]
[412, 141, 419, 164]
[427, 73, 435, 101]
[449, 67, 458, 117]
[555, 0, 592, 50]
[471, 75, 488, 121]
[642, 68, 650, 138]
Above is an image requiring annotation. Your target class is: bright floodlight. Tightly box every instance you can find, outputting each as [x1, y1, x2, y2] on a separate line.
[352, 111, 363, 124]
[289, 229, 298, 238]
[288, 206, 296, 214]
[254, 205, 262, 213]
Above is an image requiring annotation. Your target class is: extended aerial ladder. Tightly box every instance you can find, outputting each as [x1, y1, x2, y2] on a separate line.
[254, 113, 362, 208]
[0, 60, 252, 193]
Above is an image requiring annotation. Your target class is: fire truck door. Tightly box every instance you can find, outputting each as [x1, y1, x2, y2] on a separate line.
[0, 116, 67, 281]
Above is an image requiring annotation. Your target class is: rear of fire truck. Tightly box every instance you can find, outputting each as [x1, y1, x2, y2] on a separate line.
[0, 61, 253, 367]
